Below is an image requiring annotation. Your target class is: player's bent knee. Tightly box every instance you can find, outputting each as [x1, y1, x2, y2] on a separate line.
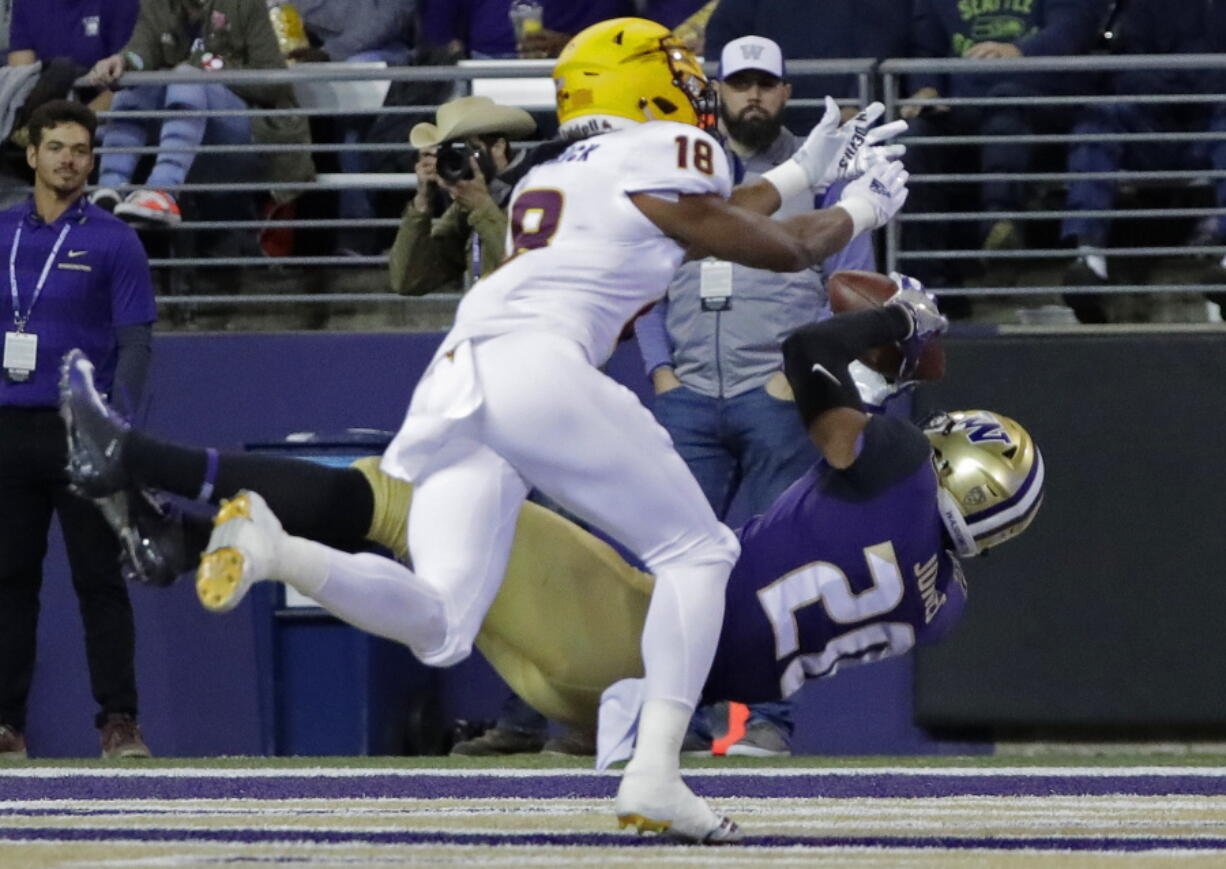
[646, 523, 740, 574]
[414, 632, 475, 668]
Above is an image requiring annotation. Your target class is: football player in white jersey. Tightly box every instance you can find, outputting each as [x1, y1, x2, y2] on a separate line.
[192, 18, 910, 843]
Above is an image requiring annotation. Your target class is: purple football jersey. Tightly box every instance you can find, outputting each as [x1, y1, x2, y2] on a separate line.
[703, 415, 967, 705]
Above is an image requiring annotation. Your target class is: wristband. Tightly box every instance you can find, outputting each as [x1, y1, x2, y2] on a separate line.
[836, 197, 876, 237]
[760, 159, 810, 201]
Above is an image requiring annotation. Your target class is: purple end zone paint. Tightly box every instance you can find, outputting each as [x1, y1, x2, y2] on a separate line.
[4, 770, 1226, 801]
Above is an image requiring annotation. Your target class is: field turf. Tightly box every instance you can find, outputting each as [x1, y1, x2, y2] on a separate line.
[4, 753, 1226, 867]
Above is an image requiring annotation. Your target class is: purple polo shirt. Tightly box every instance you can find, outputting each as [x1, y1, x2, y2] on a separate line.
[9, 0, 139, 68]
[642, 0, 710, 29]
[0, 197, 155, 408]
[542, 1, 635, 35]
[421, 0, 637, 56]
[422, 0, 517, 57]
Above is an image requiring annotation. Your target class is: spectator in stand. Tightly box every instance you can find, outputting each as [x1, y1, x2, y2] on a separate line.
[292, 0, 415, 69]
[0, 100, 155, 761]
[6, 0, 139, 115]
[85, 0, 314, 227]
[1061, 0, 1226, 320]
[7, 0, 137, 72]
[291, 0, 417, 255]
[389, 95, 534, 295]
[644, 1, 717, 54]
[634, 36, 877, 758]
[420, 0, 634, 60]
[516, 2, 635, 59]
[901, 0, 1105, 300]
[704, 0, 909, 106]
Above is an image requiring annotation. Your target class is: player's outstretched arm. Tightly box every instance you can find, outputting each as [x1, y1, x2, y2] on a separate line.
[782, 282, 945, 467]
[632, 160, 908, 271]
[632, 190, 850, 271]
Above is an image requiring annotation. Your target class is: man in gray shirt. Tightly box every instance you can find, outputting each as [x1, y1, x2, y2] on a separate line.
[635, 35, 875, 757]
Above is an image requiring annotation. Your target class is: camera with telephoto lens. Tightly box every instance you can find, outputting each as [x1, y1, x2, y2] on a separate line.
[436, 141, 476, 183]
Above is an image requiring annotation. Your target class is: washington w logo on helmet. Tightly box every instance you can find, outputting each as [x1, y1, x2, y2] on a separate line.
[958, 414, 1013, 445]
[925, 410, 1045, 557]
[553, 17, 718, 139]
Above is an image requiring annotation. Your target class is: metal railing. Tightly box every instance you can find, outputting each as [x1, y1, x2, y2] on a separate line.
[879, 55, 1226, 309]
[16, 56, 1226, 316]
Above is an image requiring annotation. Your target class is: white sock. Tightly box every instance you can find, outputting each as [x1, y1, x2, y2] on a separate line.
[278, 535, 331, 596]
[296, 548, 449, 659]
[639, 561, 729, 707]
[626, 698, 689, 778]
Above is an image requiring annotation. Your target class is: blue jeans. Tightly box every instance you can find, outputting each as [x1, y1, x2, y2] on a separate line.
[336, 44, 413, 232]
[99, 82, 253, 189]
[653, 382, 815, 738]
[1063, 101, 1226, 245]
[652, 383, 819, 520]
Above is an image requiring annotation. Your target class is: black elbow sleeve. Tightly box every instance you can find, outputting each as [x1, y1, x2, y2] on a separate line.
[782, 324, 865, 427]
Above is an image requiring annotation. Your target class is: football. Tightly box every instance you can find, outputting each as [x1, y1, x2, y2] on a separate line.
[827, 270, 945, 381]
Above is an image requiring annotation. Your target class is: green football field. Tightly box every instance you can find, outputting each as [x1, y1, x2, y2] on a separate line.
[4, 753, 1226, 868]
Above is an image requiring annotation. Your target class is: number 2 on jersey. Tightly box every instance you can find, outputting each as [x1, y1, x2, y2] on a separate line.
[757, 541, 916, 696]
[510, 189, 564, 254]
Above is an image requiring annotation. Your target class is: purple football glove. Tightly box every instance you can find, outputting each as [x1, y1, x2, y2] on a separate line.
[885, 272, 947, 379]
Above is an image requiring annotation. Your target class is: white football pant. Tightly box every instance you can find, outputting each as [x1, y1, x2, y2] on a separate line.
[310, 331, 739, 713]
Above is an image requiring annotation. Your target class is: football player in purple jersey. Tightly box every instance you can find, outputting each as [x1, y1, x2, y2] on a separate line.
[697, 283, 1044, 709]
[58, 277, 1044, 766]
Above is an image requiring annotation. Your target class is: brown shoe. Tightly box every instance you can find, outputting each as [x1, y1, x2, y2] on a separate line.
[449, 727, 544, 757]
[99, 714, 152, 759]
[541, 729, 596, 757]
[0, 724, 27, 760]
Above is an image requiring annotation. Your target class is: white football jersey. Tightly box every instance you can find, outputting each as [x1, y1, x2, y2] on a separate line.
[441, 121, 732, 366]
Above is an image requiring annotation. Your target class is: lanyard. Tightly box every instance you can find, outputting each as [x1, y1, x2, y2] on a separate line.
[470, 232, 482, 285]
[8, 222, 71, 333]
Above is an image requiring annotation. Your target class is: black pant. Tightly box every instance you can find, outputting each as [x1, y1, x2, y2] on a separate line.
[0, 406, 136, 731]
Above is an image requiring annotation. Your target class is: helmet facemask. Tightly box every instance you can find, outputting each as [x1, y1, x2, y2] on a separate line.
[659, 39, 718, 132]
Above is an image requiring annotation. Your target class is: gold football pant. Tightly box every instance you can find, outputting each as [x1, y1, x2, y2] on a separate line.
[354, 456, 652, 730]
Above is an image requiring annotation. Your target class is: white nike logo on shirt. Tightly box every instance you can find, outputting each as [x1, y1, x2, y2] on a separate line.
[67, 250, 88, 258]
[810, 362, 842, 385]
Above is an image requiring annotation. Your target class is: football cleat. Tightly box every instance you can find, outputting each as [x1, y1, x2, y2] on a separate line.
[614, 769, 743, 844]
[59, 349, 131, 498]
[554, 18, 717, 137]
[95, 487, 191, 587]
[197, 490, 282, 612]
[926, 410, 1045, 557]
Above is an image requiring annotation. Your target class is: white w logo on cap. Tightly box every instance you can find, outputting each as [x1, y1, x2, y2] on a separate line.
[740, 45, 765, 60]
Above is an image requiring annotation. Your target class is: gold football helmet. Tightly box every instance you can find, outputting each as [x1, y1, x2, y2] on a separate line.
[553, 17, 717, 138]
[924, 410, 1044, 557]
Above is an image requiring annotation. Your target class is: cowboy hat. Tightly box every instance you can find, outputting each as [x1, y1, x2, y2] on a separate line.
[410, 96, 536, 148]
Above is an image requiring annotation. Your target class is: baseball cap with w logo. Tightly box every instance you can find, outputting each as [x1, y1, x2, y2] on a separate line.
[718, 35, 785, 82]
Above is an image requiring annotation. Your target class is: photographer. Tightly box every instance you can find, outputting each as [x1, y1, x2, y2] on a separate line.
[389, 96, 535, 296]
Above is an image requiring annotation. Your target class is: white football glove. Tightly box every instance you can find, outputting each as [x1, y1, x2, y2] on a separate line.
[823, 102, 908, 187]
[790, 97, 907, 192]
[837, 159, 909, 233]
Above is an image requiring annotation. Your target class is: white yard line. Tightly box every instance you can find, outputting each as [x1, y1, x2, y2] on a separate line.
[2, 765, 1226, 779]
